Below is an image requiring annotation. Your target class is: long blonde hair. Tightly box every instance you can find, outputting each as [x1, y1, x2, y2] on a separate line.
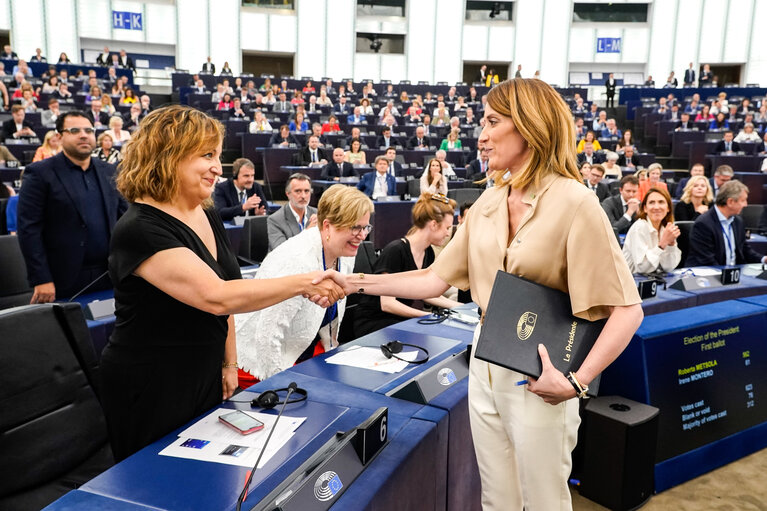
[680, 175, 714, 204]
[485, 79, 581, 190]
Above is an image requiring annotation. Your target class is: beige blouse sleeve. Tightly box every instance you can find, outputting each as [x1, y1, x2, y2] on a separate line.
[430, 214, 471, 291]
[566, 196, 641, 321]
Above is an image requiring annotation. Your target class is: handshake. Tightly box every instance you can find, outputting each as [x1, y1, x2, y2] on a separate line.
[302, 270, 358, 307]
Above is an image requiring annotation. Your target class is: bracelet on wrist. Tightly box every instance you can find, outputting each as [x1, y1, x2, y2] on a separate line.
[222, 362, 238, 369]
[567, 372, 590, 399]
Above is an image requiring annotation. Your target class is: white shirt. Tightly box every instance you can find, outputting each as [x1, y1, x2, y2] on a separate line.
[622, 218, 681, 273]
[715, 206, 736, 266]
[289, 204, 308, 231]
[372, 172, 388, 199]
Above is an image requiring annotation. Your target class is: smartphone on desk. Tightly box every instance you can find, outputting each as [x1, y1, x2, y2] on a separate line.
[219, 410, 265, 435]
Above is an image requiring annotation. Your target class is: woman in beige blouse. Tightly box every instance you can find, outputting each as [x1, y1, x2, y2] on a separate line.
[344, 137, 366, 165]
[419, 157, 448, 195]
[321, 79, 643, 511]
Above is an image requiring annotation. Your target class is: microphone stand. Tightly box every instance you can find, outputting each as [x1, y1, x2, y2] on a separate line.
[235, 382, 297, 511]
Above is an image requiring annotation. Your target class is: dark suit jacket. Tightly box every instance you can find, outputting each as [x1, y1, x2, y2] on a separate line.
[298, 146, 328, 166]
[577, 152, 605, 166]
[714, 140, 741, 154]
[321, 161, 358, 179]
[357, 171, 397, 198]
[375, 135, 401, 149]
[616, 153, 641, 167]
[1, 119, 33, 140]
[119, 55, 135, 71]
[96, 52, 110, 66]
[333, 104, 351, 116]
[267, 203, 317, 251]
[684, 69, 695, 85]
[268, 133, 300, 147]
[86, 110, 110, 126]
[17, 153, 127, 292]
[605, 79, 617, 96]
[385, 160, 404, 177]
[584, 180, 611, 202]
[686, 207, 763, 266]
[601, 195, 635, 235]
[407, 135, 432, 149]
[674, 177, 691, 199]
[213, 179, 268, 221]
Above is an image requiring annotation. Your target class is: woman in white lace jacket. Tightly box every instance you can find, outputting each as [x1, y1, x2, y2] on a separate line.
[235, 185, 374, 384]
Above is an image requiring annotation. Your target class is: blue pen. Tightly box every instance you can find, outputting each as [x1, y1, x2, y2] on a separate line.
[516, 379, 529, 386]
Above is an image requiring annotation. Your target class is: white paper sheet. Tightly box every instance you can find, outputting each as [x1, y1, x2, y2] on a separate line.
[159, 408, 305, 468]
[672, 267, 722, 277]
[324, 345, 417, 373]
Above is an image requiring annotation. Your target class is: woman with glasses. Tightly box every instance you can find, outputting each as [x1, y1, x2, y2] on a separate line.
[234, 184, 374, 386]
[352, 192, 461, 337]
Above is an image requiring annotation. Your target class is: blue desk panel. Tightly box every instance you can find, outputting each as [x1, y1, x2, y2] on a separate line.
[386, 316, 477, 344]
[43, 490, 162, 511]
[681, 275, 767, 306]
[288, 328, 461, 393]
[637, 287, 698, 315]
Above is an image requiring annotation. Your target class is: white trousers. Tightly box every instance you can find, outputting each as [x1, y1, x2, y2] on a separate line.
[468, 327, 580, 511]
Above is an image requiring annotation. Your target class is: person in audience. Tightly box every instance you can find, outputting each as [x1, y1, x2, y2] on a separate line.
[356, 98, 372, 117]
[605, 73, 617, 108]
[375, 126, 399, 149]
[615, 129, 634, 153]
[466, 147, 491, 182]
[216, 92, 234, 111]
[664, 71, 678, 88]
[710, 164, 733, 197]
[42, 75, 59, 94]
[123, 103, 143, 132]
[290, 90, 305, 106]
[268, 124, 299, 147]
[643, 75, 655, 87]
[357, 155, 396, 200]
[321, 147, 358, 180]
[754, 105, 767, 124]
[248, 110, 272, 133]
[734, 123, 760, 143]
[591, 110, 608, 132]
[268, 173, 318, 251]
[420, 157, 448, 195]
[18, 111, 127, 303]
[105, 116, 130, 146]
[323, 79, 643, 511]
[654, 97, 669, 116]
[440, 128, 463, 151]
[53, 81, 73, 101]
[602, 175, 640, 235]
[435, 149, 457, 177]
[695, 104, 713, 122]
[96, 46, 110, 66]
[687, 180, 767, 266]
[584, 164, 610, 201]
[684, 99, 701, 115]
[339, 137, 365, 165]
[272, 92, 293, 113]
[698, 63, 713, 86]
[383, 146, 403, 177]
[321, 114, 340, 133]
[213, 157, 267, 220]
[332, 95, 350, 117]
[601, 118, 622, 139]
[576, 130, 602, 153]
[622, 187, 681, 273]
[235, 185, 372, 384]
[85, 98, 110, 128]
[714, 130, 740, 154]
[92, 132, 122, 164]
[709, 112, 729, 131]
[616, 145, 640, 169]
[352, 192, 460, 337]
[200, 56, 215, 73]
[578, 161, 591, 181]
[219, 61, 232, 74]
[32, 131, 62, 162]
[464, 107, 478, 126]
[674, 175, 712, 222]
[343, 105, 362, 125]
[1, 44, 17, 59]
[408, 125, 431, 150]
[0, 142, 17, 166]
[100, 105, 342, 461]
[432, 101, 451, 126]
[674, 162, 705, 198]
[20, 88, 37, 113]
[100, 94, 116, 116]
[638, 163, 667, 200]
[2, 105, 35, 140]
[422, 113, 435, 136]
[601, 151, 621, 178]
[576, 141, 604, 166]
[298, 135, 328, 166]
[211, 83, 225, 103]
[485, 68, 499, 87]
[675, 112, 695, 131]
[288, 112, 309, 132]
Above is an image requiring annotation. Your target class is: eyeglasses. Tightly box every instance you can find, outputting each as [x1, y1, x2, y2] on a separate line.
[60, 127, 95, 135]
[350, 224, 373, 236]
[430, 193, 450, 204]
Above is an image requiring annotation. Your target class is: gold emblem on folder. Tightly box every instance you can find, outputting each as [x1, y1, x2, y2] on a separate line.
[516, 312, 537, 340]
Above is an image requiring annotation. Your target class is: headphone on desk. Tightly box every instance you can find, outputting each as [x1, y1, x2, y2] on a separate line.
[380, 341, 430, 365]
[250, 386, 308, 409]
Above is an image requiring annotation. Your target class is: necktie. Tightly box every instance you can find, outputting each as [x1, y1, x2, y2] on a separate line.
[481, 160, 486, 173]
[623, 202, 628, 213]
[389, 163, 394, 176]
[727, 143, 731, 152]
[239, 190, 246, 205]
[312, 151, 317, 162]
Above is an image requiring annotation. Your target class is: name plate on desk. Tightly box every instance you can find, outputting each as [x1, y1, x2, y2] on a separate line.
[84, 298, 115, 320]
[637, 279, 658, 299]
[721, 267, 741, 285]
[385, 348, 469, 404]
[669, 276, 723, 291]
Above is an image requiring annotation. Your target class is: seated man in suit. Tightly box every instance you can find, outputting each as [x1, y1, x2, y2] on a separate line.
[273, 92, 294, 113]
[2, 105, 36, 140]
[601, 175, 640, 235]
[321, 147, 358, 180]
[709, 164, 733, 198]
[601, 118, 622, 139]
[267, 173, 317, 251]
[298, 135, 328, 166]
[686, 180, 767, 266]
[714, 130, 741, 154]
[466, 146, 491, 184]
[584, 164, 610, 202]
[309, 122, 330, 146]
[41, 98, 62, 128]
[269, 124, 300, 147]
[213, 157, 267, 220]
[347, 106, 365, 124]
[375, 126, 400, 149]
[675, 112, 695, 131]
[333, 96, 351, 117]
[616, 145, 640, 169]
[86, 100, 110, 129]
[357, 156, 397, 200]
[384, 146, 404, 177]
[408, 125, 431, 150]
[674, 163, 705, 199]
[576, 142, 605, 166]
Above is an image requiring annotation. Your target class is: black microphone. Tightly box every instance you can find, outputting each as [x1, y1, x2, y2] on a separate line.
[236, 382, 298, 511]
[66, 270, 110, 302]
